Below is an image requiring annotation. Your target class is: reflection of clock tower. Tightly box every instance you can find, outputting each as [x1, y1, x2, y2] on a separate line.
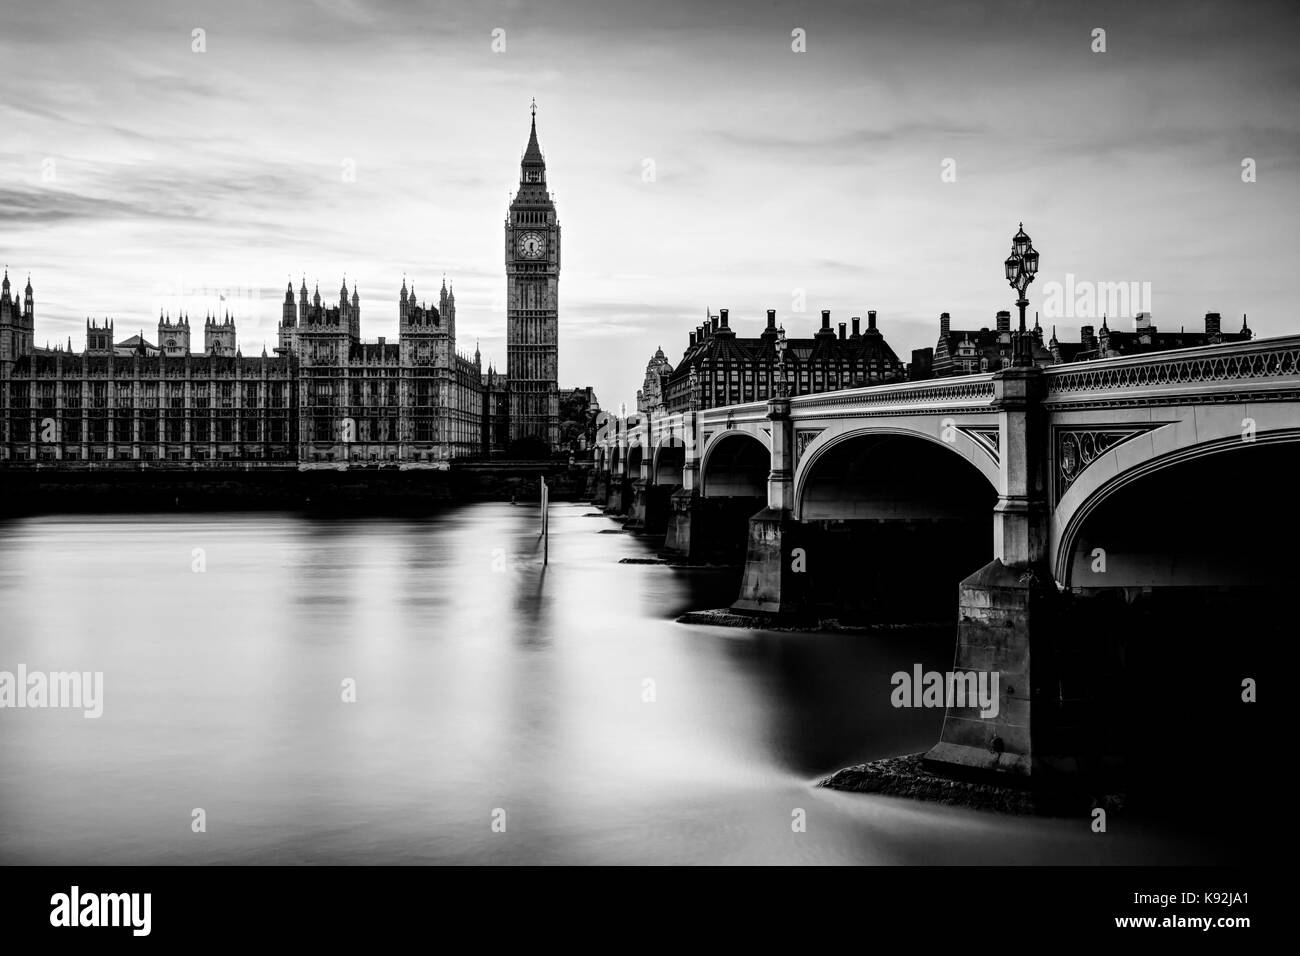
[505, 100, 560, 450]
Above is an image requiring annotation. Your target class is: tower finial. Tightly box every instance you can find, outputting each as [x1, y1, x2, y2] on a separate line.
[531, 97, 537, 119]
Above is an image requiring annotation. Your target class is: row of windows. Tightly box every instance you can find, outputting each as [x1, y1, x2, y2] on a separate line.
[11, 382, 292, 399]
[22, 366, 274, 379]
[9, 418, 293, 443]
[17, 446, 299, 463]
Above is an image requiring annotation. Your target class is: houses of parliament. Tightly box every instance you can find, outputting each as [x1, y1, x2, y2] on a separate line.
[0, 106, 565, 467]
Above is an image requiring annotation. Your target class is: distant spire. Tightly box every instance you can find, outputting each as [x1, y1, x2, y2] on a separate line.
[523, 99, 544, 165]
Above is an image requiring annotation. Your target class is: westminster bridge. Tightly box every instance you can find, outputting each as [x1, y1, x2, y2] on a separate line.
[590, 335, 1300, 780]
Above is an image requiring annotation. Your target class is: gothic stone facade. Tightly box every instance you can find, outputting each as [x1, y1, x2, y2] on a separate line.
[0, 274, 488, 466]
[505, 106, 561, 449]
[1, 109, 567, 466]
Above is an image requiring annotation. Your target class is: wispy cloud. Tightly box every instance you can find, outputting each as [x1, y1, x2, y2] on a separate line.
[2, 0, 1297, 409]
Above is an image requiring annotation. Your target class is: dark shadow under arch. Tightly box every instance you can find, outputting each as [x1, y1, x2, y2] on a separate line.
[796, 433, 997, 623]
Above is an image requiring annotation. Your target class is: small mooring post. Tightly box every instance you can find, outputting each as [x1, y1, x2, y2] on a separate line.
[540, 476, 549, 566]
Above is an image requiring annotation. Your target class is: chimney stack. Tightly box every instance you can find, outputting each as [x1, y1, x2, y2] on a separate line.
[1080, 325, 1096, 351]
[851, 317, 861, 338]
[720, 308, 729, 329]
[821, 309, 831, 330]
[940, 312, 951, 336]
[996, 310, 1011, 333]
[1205, 311, 1221, 337]
[689, 331, 697, 347]
[867, 310, 877, 332]
[711, 314, 719, 332]
[838, 322, 846, 341]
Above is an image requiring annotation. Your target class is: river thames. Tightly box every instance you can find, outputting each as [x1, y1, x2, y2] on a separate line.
[0, 503, 1251, 865]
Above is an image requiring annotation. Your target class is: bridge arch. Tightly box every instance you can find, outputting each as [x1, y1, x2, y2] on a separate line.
[625, 442, 645, 481]
[793, 424, 998, 520]
[652, 437, 686, 487]
[791, 428, 998, 622]
[1048, 425, 1294, 800]
[1054, 426, 1300, 587]
[699, 430, 770, 498]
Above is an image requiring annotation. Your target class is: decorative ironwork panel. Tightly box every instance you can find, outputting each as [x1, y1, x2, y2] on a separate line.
[960, 426, 1001, 463]
[794, 428, 824, 466]
[1055, 425, 1163, 501]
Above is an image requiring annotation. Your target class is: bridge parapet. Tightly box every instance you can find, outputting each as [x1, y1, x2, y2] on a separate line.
[787, 374, 997, 416]
[1045, 334, 1300, 406]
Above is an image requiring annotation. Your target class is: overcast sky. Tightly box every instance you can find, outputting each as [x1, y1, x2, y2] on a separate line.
[2, 0, 1297, 409]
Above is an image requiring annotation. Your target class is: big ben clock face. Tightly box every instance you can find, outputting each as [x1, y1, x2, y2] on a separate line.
[517, 232, 546, 259]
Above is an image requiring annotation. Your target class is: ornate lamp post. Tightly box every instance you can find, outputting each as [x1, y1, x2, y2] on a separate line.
[1003, 223, 1040, 367]
[774, 324, 789, 397]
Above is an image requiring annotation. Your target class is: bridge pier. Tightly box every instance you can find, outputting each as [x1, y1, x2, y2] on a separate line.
[603, 476, 624, 512]
[604, 458, 625, 514]
[662, 487, 700, 555]
[625, 478, 648, 529]
[731, 506, 809, 615]
[731, 396, 810, 616]
[630, 482, 673, 535]
[591, 469, 609, 507]
[925, 559, 1063, 776]
[925, 366, 1069, 778]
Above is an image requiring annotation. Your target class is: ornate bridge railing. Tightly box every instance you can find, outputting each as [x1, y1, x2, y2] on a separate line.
[1045, 334, 1300, 403]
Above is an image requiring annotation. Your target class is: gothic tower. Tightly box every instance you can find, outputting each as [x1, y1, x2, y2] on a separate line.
[159, 310, 191, 356]
[505, 100, 560, 451]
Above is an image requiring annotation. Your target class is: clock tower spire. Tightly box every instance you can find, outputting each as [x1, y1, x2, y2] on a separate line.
[505, 99, 560, 452]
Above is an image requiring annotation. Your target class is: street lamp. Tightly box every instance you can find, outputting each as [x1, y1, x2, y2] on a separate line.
[1005, 223, 1039, 367]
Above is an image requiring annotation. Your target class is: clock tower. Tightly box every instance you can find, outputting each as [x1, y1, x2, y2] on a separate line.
[506, 100, 560, 451]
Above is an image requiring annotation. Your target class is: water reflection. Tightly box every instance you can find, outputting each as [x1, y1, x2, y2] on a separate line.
[0, 504, 1252, 865]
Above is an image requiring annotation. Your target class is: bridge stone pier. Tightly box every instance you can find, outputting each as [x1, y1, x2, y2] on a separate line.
[594, 336, 1300, 779]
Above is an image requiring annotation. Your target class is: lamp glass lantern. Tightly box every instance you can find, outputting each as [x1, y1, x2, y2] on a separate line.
[1013, 224, 1031, 257]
